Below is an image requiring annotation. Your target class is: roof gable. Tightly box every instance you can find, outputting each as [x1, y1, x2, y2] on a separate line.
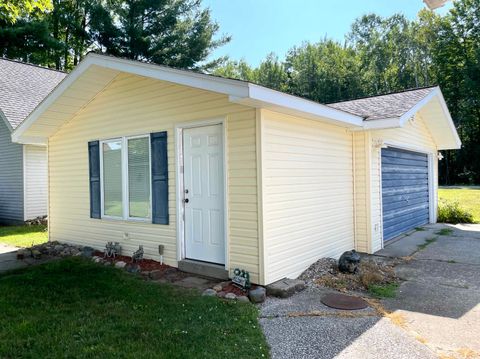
[0, 59, 66, 129]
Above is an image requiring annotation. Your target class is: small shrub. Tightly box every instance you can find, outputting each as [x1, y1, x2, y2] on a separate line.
[437, 199, 474, 224]
[368, 283, 399, 298]
[360, 271, 383, 288]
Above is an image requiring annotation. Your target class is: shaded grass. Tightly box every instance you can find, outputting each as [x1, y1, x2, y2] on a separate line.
[0, 258, 269, 358]
[368, 283, 399, 298]
[417, 237, 437, 250]
[0, 225, 47, 247]
[438, 187, 480, 223]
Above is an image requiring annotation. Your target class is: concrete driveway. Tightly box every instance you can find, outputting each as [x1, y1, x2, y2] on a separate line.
[260, 224, 480, 359]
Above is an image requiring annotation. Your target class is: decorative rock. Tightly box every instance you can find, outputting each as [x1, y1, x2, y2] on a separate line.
[94, 257, 104, 263]
[91, 256, 100, 262]
[225, 293, 236, 300]
[213, 284, 223, 292]
[149, 269, 163, 280]
[237, 296, 250, 303]
[338, 250, 361, 274]
[266, 278, 305, 298]
[82, 246, 94, 257]
[248, 287, 267, 303]
[54, 244, 64, 252]
[114, 261, 127, 269]
[126, 263, 141, 274]
[31, 249, 41, 259]
[217, 291, 226, 298]
[202, 288, 217, 297]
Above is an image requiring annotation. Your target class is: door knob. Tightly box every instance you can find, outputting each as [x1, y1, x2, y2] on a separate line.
[184, 198, 189, 203]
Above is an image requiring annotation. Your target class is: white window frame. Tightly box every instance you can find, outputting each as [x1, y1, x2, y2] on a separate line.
[99, 134, 152, 222]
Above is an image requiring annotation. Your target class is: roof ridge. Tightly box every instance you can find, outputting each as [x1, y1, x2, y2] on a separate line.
[325, 85, 438, 105]
[0, 57, 67, 74]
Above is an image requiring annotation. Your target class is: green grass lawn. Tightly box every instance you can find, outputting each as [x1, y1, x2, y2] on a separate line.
[438, 187, 480, 223]
[0, 258, 269, 358]
[0, 225, 48, 247]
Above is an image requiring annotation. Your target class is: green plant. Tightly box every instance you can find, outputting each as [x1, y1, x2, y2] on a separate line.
[437, 199, 474, 224]
[368, 283, 399, 298]
[435, 228, 454, 236]
[0, 258, 269, 358]
[417, 237, 437, 250]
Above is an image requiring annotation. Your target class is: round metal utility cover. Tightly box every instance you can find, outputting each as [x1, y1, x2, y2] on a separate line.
[321, 293, 368, 310]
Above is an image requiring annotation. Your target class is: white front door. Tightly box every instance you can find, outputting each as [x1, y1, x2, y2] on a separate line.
[183, 124, 225, 264]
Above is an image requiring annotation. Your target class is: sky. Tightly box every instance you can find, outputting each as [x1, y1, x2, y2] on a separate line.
[202, 0, 454, 66]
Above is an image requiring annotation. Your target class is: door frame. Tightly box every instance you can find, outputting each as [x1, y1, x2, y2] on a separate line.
[378, 141, 436, 248]
[174, 117, 229, 268]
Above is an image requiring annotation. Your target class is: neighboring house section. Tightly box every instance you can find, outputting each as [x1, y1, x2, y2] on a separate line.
[12, 54, 460, 284]
[0, 59, 65, 224]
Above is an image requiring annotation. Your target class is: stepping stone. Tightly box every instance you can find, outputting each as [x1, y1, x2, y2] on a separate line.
[174, 276, 211, 290]
[266, 278, 305, 298]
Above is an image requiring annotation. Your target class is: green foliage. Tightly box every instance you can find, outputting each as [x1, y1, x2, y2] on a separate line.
[0, 0, 52, 23]
[0, 257, 269, 358]
[368, 283, 398, 298]
[437, 199, 474, 224]
[435, 228, 454, 236]
[0, 225, 48, 247]
[439, 187, 480, 222]
[0, 0, 229, 71]
[214, 0, 480, 185]
[417, 237, 437, 250]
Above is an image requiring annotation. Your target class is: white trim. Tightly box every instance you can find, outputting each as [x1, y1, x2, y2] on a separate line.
[175, 118, 229, 269]
[22, 145, 27, 221]
[398, 88, 441, 127]
[12, 53, 365, 144]
[238, 84, 364, 127]
[99, 135, 152, 222]
[428, 153, 436, 223]
[435, 88, 462, 149]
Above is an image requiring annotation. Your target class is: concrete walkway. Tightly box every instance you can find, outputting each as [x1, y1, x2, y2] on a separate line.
[260, 223, 480, 359]
[382, 223, 480, 359]
[0, 244, 26, 272]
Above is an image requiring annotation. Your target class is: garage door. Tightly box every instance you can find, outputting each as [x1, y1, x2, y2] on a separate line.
[381, 147, 430, 241]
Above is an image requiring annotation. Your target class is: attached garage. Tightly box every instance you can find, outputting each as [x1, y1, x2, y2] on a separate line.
[381, 147, 430, 241]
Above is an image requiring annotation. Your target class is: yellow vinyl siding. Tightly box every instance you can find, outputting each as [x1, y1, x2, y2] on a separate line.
[352, 132, 370, 253]
[368, 114, 438, 252]
[48, 73, 260, 283]
[261, 110, 355, 284]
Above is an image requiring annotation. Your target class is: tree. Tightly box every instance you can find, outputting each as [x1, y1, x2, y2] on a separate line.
[90, 0, 230, 70]
[0, 0, 230, 71]
[0, 0, 52, 23]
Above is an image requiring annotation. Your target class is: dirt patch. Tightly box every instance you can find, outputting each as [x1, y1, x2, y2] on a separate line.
[299, 257, 398, 293]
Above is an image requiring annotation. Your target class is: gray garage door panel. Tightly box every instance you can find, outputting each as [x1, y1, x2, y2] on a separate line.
[382, 147, 430, 241]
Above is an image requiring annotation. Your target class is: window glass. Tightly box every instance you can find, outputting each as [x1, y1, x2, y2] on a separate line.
[128, 137, 151, 218]
[102, 140, 123, 217]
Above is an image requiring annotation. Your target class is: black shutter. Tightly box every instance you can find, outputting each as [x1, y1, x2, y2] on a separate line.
[151, 132, 169, 224]
[88, 141, 101, 219]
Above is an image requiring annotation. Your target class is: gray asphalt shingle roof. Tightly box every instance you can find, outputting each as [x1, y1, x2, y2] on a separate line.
[0, 58, 66, 129]
[327, 87, 436, 121]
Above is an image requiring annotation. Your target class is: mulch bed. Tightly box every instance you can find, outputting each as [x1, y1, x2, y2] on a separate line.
[95, 250, 252, 296]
